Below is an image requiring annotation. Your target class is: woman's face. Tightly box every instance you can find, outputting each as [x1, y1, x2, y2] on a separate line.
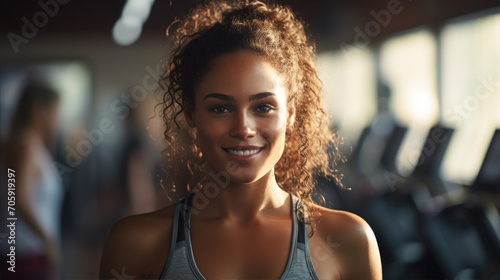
[186, 51, 295, 184]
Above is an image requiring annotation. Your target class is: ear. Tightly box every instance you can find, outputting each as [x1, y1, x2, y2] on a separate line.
[287, 102, 295, 129]
[183, 102, 196, 128]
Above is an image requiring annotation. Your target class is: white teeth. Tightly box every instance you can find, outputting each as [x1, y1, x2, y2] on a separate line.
[227, 149, 260, 156]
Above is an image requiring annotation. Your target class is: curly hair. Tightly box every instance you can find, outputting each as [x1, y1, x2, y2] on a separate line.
[158, 0, 343, 236]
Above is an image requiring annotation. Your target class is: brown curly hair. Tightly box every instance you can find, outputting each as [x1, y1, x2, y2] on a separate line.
[158, 0, 343, 236]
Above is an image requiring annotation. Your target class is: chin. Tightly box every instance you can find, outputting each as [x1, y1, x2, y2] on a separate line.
[226, 167, 271, 185]
[231, 176, 260, 185]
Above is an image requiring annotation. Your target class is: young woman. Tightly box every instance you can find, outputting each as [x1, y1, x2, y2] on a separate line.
[1, 83, 62, 280]
[100, 1, 382, 279]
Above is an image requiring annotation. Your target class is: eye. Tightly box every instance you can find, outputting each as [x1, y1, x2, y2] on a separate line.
[255, 104, 274, 113]
[210, 105, 230, 113]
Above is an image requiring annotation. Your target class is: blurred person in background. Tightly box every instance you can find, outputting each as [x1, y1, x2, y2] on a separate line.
[0, 82, 63, 280]
[120, 100, 169, 215]
[100, 1, 382, 279]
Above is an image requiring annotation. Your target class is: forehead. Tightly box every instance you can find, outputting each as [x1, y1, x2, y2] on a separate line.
[195, 51, 286, 99]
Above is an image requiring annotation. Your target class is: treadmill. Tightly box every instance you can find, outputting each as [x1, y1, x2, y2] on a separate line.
[423, 129, 500, 280]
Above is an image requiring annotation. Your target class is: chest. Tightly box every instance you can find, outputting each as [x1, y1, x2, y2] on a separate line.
[187, 219, 342, 279]
[190, 218, 293, 279]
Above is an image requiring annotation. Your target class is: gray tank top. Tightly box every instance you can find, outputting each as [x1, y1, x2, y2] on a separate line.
[160, 193, 320, 279]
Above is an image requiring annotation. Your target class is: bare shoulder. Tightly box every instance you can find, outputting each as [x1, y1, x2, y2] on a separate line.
[99, 203, 177, 279]
[311, 205, 382, 280]
[313, 205, 373, 240]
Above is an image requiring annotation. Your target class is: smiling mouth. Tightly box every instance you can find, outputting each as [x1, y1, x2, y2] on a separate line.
[224, 148, 264, 156]
[222, 145, 265, 156]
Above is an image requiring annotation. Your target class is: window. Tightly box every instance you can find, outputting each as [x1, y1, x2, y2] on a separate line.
[440, 12, 500, 184]
[379, 29, 439, 175]
[317, 48, 376, 146]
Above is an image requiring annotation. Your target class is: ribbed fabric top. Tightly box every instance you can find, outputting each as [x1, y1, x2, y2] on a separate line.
[160, 193, 319, 280]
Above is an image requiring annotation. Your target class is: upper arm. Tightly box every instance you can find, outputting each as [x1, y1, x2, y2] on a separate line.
[337, 214, 382, 280]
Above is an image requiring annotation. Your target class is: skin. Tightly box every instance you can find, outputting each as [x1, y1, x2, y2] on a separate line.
[100, 51, 382, 280]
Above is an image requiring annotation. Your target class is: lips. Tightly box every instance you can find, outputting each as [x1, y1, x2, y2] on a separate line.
[225, 148, 262, 156]
[222, 145, 265, 163]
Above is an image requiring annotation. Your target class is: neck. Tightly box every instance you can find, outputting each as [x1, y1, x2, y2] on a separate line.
[192, 169, 291, 223]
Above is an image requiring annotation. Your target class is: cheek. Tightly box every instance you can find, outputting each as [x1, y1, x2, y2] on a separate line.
[260, 111, 288, 142]
[195, 117, 226, 149]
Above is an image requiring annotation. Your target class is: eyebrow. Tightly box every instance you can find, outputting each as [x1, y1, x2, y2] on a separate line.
[203, 92, 275, 102]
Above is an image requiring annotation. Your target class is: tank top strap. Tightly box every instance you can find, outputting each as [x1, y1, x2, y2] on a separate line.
[290, 194, 320, 280]
[162, 192, 319, 280]
[290, 194, 307, 245]
[161, 193, 194, 279]
[175, 193, 194, 244]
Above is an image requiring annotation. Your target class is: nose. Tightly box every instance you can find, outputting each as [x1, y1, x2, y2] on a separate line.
[229, 111, 256, 139]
